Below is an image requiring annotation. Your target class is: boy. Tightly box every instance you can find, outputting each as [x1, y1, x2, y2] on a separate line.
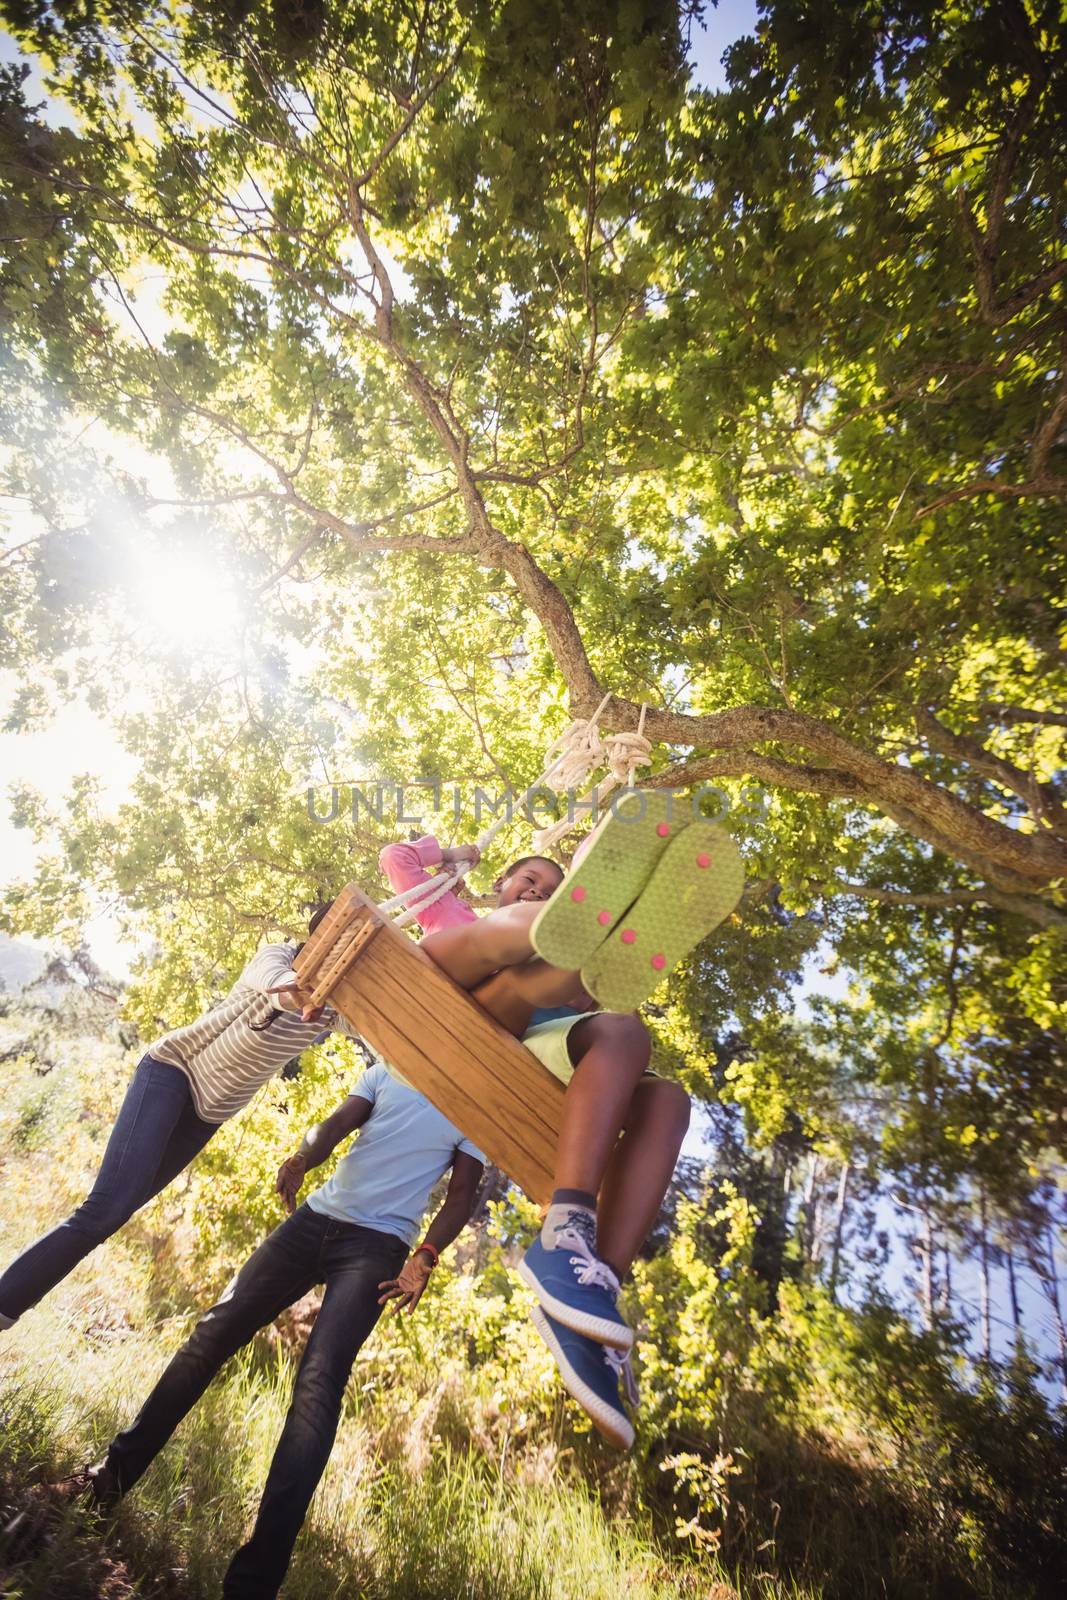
[377, 802, 744, 1449]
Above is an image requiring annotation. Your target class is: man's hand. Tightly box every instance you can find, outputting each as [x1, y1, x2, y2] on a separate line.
[441, 843, 481, 870]
[378, 1251, 434, 1314]
[276, 1152, 307, 1214]
[267, 980, 325, 1024]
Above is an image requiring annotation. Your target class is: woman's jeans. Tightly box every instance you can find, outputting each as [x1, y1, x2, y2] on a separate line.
[0, 1054, 216, 1324]
[105, 1204, 407, 1599]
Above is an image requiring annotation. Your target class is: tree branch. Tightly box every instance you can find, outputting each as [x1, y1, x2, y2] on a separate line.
[915, 471, 1067, 518]
[582, 699, 1067, 886]
[1030, 359, 1067, 477]
[352, 32, 469, 189]
[956, 28, 1060, 328]
[969, 704, 1067, 731]
[643, 753, 866, 802]
[916, 706, 1067, 837]
[811, 879, 1067, 933]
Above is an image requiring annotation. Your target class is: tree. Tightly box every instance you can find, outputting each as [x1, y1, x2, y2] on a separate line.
[0, 0, 1062, 934]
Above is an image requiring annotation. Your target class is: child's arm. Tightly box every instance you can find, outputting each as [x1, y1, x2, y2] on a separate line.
[275, 1093, 373, 1213]
[377, 1150, 485, 1314]
[378, 835, 481, 933]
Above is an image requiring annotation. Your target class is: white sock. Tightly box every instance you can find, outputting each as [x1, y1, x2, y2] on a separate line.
[540, 1201, 597, 1254]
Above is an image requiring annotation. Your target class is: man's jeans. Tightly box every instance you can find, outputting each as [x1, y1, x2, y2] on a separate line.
[0, 1055, 216, 1324]
[106, 1203, 408, 1600]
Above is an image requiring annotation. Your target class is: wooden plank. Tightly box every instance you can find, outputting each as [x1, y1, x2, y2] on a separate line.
[294, 885, 564, 1203]
[304, 917, 381, 1008]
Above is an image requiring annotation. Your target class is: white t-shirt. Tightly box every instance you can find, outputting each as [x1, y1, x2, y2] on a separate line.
[306, 1062, 485, 1245]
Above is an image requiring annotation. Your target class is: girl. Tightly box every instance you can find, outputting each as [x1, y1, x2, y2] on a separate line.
[379, 796, 742, 1447]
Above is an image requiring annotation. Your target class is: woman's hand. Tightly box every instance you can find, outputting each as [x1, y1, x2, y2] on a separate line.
[378, 1251, 434, 1314]
[276, 1152, 307, 1214]
[267, 980, 325, 1023]
[441, 843, 481, 870]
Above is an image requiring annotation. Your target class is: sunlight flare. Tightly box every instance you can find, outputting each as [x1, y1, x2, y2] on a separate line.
[133, 546, 245, 647]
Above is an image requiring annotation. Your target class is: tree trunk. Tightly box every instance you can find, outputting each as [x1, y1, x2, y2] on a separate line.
[754, 1142, 795, 1311]
[918, 1201, 935, 1332]
[469, 1163, 508, 1225]
[828, 1161, 850, 1301]
[1006, 1248, 1022, 1340]
[801, 1154, 821, 1266]
[978, 1188, 992, 1362]
[938, 1244, 952, 1321]
[1039, 1224, 1067, 1404]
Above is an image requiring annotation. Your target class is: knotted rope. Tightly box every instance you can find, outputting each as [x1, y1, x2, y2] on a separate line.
[530, 698, 650, 852]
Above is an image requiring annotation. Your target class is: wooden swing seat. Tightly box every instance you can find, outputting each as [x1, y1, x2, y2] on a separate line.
[293, 884, 565, 1204]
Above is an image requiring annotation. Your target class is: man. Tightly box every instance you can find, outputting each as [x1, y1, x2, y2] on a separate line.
[84, 1042, 485, 1600]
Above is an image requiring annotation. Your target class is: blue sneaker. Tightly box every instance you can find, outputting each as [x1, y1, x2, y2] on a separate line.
[530, 1303, 636, 1449]
[518, 1228, 633, 1350]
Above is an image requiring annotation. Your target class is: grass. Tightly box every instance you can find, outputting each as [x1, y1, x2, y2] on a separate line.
[0, 1312, 738, 1600]
[0, 1043, 741, 1599]
[4, 1041, 1060, 1600]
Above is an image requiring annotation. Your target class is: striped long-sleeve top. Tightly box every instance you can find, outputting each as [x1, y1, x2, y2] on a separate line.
[148, 944, 342, 1123]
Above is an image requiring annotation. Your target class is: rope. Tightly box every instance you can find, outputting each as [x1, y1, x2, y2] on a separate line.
[304, 916, 380, 1008]
[375, 801, 517, 928]
[532, 701, 650, 851]
[374, 696, 650, 928]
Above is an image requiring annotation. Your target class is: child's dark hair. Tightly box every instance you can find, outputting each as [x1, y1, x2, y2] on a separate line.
[501, 855, 563, 882]
[292, 902, 332, 957]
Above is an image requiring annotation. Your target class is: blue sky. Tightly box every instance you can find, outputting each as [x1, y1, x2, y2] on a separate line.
[688, 0, 760, 91]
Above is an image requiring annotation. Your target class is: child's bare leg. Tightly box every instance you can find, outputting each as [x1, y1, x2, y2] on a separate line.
[420, 901, 541, 988]
[596, 1077, 690, 1278]
[552, 1014, 650, 1195]
[519, 1013, 652, 1352]
[519, 1014, 671, 1439]
[472, 959, 586, 1037]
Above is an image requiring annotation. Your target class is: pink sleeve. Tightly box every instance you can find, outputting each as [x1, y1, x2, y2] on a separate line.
[377, 835, 477, 933]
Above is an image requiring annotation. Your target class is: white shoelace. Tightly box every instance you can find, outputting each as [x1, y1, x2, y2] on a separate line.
[553, 1227, 622, 1295]
[605, 1345, 640, 1407]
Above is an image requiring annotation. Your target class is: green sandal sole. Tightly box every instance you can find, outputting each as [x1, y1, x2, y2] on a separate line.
[580, 823, 744, 1011]
[530, 789, 683, 971]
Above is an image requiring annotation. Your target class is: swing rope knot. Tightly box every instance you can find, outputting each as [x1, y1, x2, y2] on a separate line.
[532, 698, 651, 852]
[601, 725, 654, 785]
